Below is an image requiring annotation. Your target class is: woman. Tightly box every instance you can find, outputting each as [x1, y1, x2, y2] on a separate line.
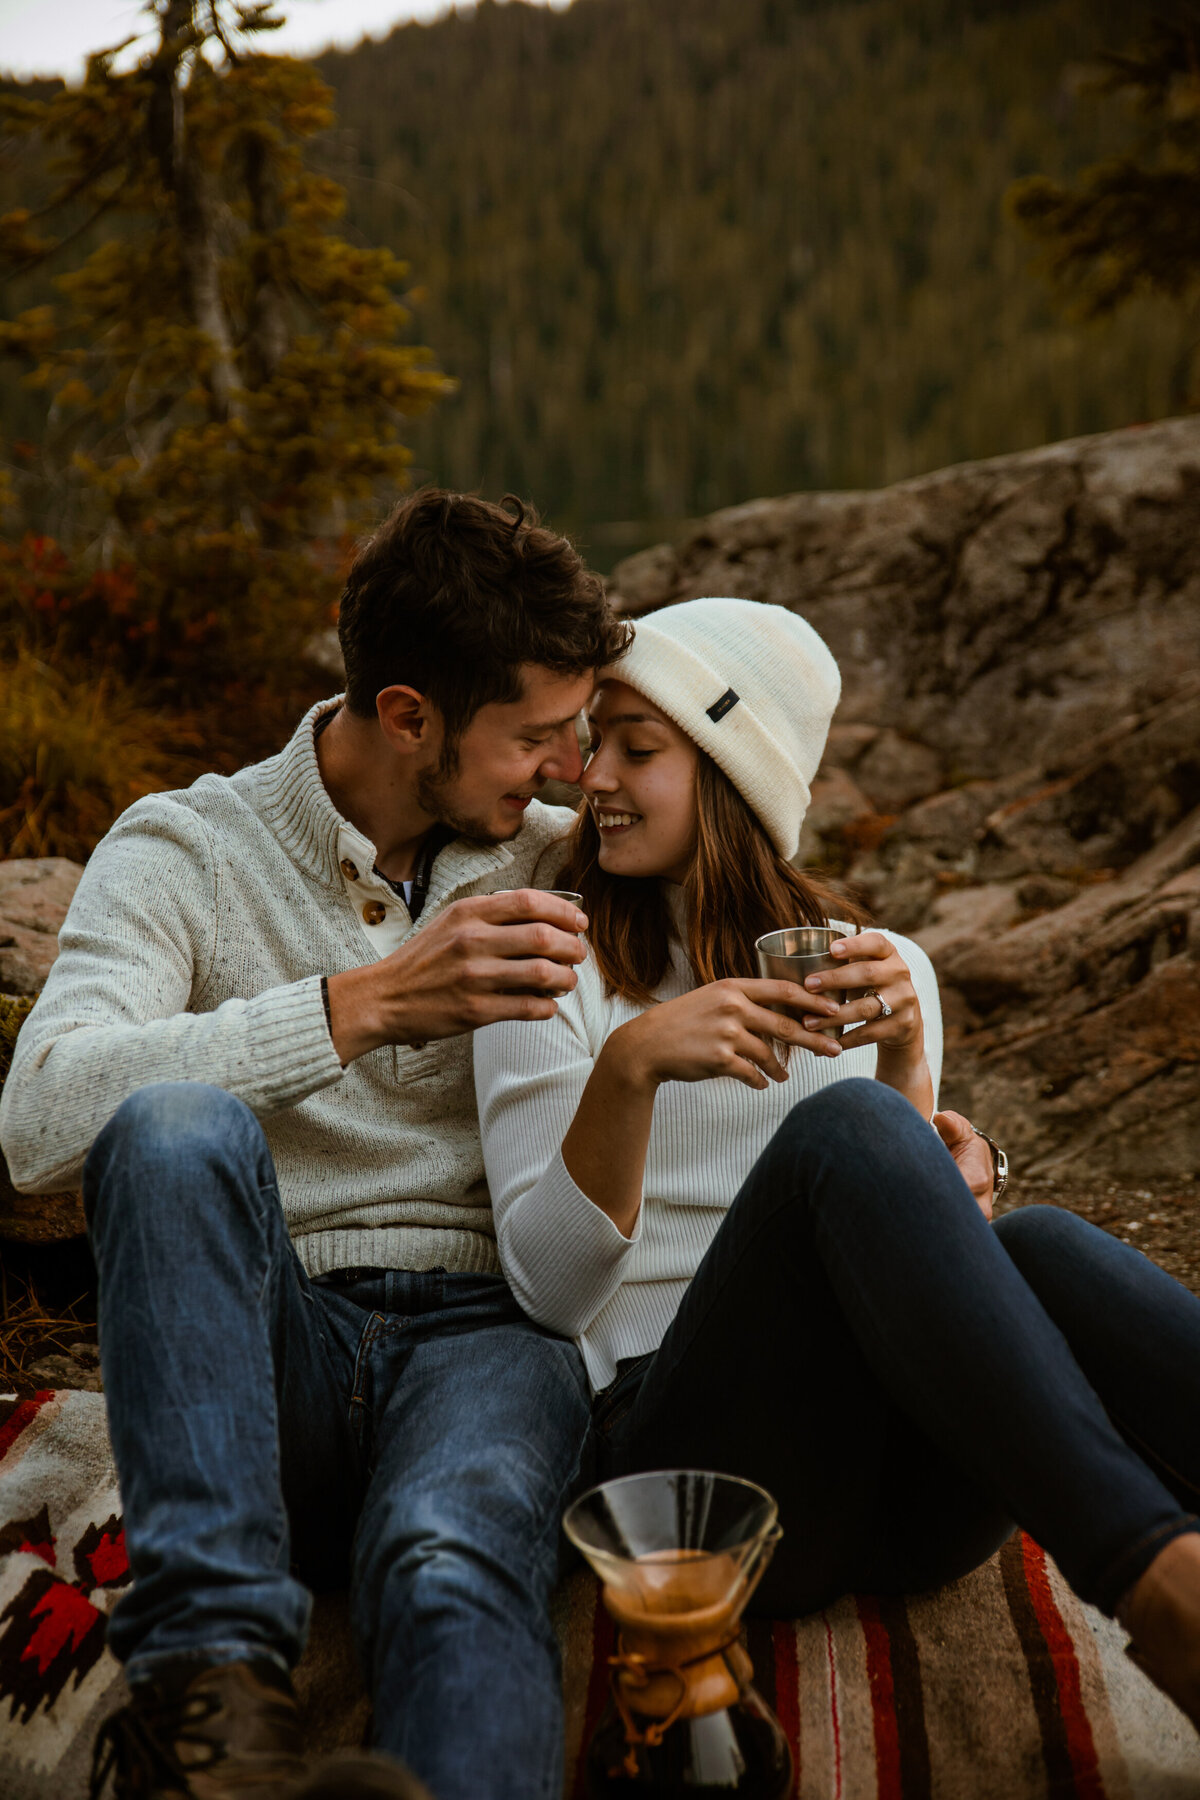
[473, 596, 1200, 1730]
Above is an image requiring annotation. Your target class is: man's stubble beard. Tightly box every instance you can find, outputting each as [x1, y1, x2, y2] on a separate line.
[416, 746, 528, 847]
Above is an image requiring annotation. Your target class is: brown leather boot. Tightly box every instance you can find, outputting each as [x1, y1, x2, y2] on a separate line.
[90, 1659, 305, 1798]
[290, 1756, 433, 1799]
[1120, 1530, 1200, 1735]
[89, 1659, 429, 1799]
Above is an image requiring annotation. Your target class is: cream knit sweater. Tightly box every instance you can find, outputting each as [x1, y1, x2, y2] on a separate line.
[0, 698, 574, 1279]
[474, 919, 942, 1390]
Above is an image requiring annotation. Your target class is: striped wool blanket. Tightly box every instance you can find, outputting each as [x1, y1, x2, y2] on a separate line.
[3, 1390, 1198, 1798]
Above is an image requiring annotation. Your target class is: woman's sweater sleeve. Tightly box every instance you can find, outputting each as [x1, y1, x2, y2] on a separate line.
[474, 974, 642, 1338]
[898, 934, 943, 1108]
[0, 797, 343, 1194]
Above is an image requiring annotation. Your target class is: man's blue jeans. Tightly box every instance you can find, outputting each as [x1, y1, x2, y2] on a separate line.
[84, 1083, 591, 1800]
[600, 1080, 1200, 1618]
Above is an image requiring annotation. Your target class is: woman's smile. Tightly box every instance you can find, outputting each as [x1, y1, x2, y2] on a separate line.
[594, 808, 643, 833]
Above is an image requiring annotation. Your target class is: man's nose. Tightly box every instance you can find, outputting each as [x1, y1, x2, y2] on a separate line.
[544, 724, 584, 785]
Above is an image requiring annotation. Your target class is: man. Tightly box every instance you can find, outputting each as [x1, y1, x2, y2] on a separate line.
[0, 489, 631, 1800]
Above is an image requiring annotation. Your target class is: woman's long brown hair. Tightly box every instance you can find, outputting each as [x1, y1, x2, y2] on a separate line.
[555, 752, 870, 1004]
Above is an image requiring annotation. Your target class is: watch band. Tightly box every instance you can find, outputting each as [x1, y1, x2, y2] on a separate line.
[971, 1126, 1009, 1201]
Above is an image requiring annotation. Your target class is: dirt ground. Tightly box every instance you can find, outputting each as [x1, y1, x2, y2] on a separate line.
[995, 1175, 1200, 1297]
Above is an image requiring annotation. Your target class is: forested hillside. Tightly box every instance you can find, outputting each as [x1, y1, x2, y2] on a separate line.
[317, 0, 1189, 556]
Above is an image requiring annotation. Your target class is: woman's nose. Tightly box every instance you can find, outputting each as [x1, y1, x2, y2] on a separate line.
[579, 752, 615, 795]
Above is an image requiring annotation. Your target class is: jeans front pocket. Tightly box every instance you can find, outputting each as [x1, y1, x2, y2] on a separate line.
[349, 1311, 387, 1461]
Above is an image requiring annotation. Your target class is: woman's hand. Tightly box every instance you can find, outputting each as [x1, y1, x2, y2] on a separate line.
[800, 930, 922, 1051]
[933, 1111, 995, 1219]
[613, 977, 844, 1093]
[802, 929, 934, 1118]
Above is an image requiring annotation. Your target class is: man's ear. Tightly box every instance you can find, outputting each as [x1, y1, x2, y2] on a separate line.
[376, 685, 436, 755]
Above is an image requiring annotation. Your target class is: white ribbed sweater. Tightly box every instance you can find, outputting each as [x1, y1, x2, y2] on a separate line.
[0, 699, 574, 1279]
[474, 923, 942, 1390]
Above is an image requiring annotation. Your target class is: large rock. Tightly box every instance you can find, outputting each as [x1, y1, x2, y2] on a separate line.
[0, 859, 84, 997]
[612, 418, 1200, 1179]
[0, 1183, 87, 1244]
[611, 416, 1200, 781]
[0, 863, 85, 1242]
[925, 809, 1200, 1178]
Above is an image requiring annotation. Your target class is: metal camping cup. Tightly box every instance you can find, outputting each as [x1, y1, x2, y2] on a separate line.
[493, 888, 583, 910]
[493, 888, 586, 995]
[755, 925, 847, 1039]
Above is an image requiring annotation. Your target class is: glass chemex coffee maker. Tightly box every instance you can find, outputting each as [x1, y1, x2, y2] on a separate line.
[563, 1470, 792, 1796]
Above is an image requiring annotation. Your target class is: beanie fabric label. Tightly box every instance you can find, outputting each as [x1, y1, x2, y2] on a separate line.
[705, 688, 740, 723]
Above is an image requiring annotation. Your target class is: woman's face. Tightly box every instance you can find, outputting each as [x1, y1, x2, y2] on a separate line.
[580, 680, 700, 883]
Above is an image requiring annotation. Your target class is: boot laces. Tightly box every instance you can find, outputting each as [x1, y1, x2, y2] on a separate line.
[90, 1689, 223, 1799]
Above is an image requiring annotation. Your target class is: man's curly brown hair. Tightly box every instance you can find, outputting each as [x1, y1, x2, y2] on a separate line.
[337, 488, 630, 739]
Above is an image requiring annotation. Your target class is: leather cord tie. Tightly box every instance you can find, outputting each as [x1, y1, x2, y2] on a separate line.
[607, 1632, 744, 1780]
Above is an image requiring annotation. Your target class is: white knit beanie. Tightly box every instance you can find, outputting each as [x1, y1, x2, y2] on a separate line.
[605, 597, 840, 860]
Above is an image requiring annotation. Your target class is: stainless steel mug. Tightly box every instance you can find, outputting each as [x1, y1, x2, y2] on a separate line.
[493, 888, 586, 994]
[493, 888, 583, 909]
[755, 925, 847, 1039]
[547, 889, 584, 907]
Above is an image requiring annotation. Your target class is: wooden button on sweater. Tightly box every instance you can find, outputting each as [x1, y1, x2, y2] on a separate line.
[362, 901, 387, 926]
[340, 858, 359, 881]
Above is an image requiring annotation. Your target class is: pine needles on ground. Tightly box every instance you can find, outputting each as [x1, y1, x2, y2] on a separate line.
[0, 1263, 92, 1391]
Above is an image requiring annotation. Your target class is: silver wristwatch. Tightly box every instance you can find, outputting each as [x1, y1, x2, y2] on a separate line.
[970, 1126, 1009, 1201]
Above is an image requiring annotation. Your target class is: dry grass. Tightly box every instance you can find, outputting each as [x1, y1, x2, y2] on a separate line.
[1, 994, 34, 1089]
[0, 1264, 92, 1391]
[0, 650, 205, 862]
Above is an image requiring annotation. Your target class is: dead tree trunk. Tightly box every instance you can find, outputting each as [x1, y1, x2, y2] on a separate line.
[242, 127, 289, 390]
[146, 0, 241, 422]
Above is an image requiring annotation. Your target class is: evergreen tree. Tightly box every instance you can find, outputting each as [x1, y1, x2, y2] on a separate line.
[1010, 8, 1200, 369]
[310, 0, 1184, 546]
[0, 0, 450, 693]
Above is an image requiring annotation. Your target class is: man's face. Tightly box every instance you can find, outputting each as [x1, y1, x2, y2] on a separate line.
[416, 664, 593, 844]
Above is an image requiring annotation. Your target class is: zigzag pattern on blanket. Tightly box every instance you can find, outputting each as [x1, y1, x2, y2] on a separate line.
[3, 1391, 1200, 1799]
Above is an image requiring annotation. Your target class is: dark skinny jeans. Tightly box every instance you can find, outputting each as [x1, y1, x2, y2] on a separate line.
[595, 1080, 1200, 1617]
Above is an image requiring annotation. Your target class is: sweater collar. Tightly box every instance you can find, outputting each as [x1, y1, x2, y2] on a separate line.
[258, 696, 520, 898]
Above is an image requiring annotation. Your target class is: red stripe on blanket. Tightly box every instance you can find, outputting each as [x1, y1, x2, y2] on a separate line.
[0, 1393, 52, 1464]
[772, 1620, 801, 1796]
[1021, 1535, 1105, 1800]
[823, 1612, 843, 1799]
[1002, 1533, 1076, 1792]
[572, 1592, 616, 1800]
[879, 1591, 932, 1800]
[857, 1594, 903, 1800]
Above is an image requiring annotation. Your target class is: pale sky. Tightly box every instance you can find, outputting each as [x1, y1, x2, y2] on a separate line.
[0, 0, 570, 82]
